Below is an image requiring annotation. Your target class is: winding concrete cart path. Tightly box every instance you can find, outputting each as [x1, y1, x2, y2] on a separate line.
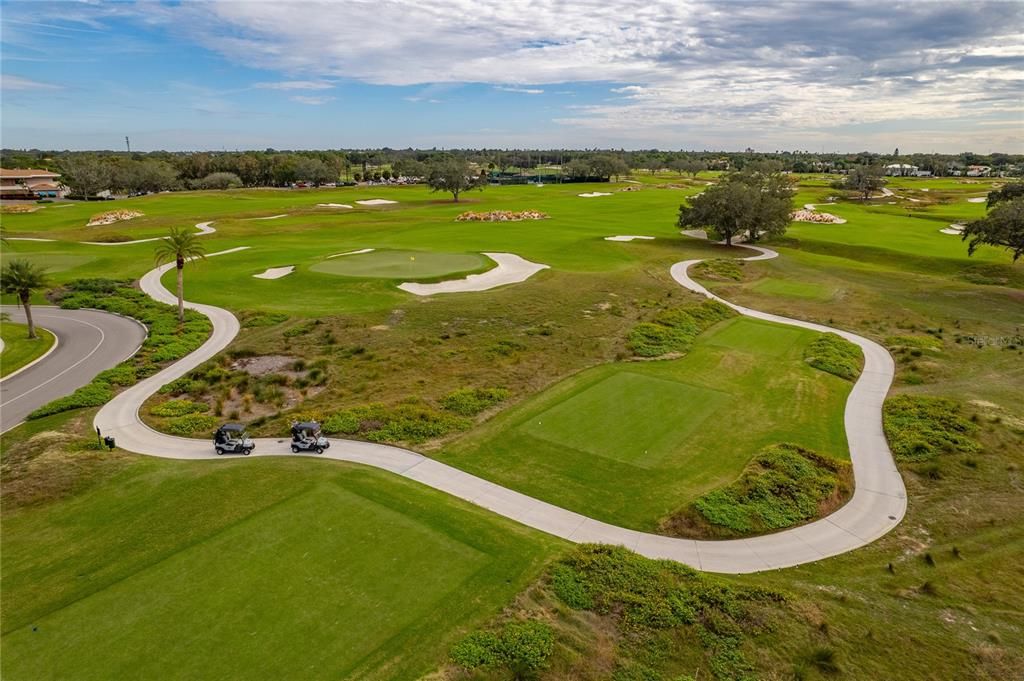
[93, 242, 904, 574]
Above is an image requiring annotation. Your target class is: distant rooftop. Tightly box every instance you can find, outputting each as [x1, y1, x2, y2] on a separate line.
[0, 168, 61, 178]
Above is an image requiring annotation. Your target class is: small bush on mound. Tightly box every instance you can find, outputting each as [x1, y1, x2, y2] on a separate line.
[441, 387, 511, 416]
[450, 620, 554, 677]
[166, 414, 218, 436]
[241, 311, 289, 328]
[28, 279, 212, 420]
[804, 333, 862, 380]
[547, 545, 785, 680]
[322, 401, 470, 444]
[150, 399, 209, 417]
[627, 300, 732, 357]
[883, 395, 979, 462]
[673, 444, 850, 537]
[694, 258, 743, 281]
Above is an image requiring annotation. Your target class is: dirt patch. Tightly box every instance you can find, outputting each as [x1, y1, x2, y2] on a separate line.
[230, 355, 302, 377]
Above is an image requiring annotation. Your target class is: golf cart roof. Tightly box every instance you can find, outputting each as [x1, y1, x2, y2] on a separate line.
[218, 423, 246, 432]
[293, 421, 321, 430]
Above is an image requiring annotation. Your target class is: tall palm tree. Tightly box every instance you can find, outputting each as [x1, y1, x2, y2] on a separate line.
[2, 259, 49, 339]
[153, 226, 206, 323]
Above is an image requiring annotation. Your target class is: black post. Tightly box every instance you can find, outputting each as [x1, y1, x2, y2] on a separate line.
[96, 426, 103, 448]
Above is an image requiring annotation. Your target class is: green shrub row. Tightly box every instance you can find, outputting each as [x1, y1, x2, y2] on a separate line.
[803, 333, 862, 380]
[548, 545, 784, 680]
[150, 399, 209, 418]
[28, 279, 212, 419]
[322, 400, 471, 444]
[883, 394, 979, 462]
[627, 300, 733, 357]
[694, 258, 743, 281]
[165, 414, 219, 436]
[440, 387, 511, 416]
[450, 620, 554, 676]
[689, 443, 849, 535]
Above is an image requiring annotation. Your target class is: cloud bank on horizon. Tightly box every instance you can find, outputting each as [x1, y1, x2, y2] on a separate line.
[2, 0, 1022, 152]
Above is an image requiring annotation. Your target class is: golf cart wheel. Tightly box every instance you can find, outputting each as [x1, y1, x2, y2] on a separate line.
[216, 447, 224, 456]
[315, 447, 324, 454]
[244, 449, 251, 456]
[291, 445, 299, 453]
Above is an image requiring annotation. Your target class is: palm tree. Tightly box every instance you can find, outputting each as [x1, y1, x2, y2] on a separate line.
[2, 259, 49, 339]
[153, 226, 206, 323]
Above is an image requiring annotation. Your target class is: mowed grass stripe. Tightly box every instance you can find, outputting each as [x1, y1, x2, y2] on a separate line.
[519, 372, 731, 468]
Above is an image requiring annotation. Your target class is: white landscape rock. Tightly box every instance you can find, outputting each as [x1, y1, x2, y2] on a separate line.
[605, 235, 655, 242]
[356, 199, 398, 206]
[940, 224, 965, 235]
[578, 192, 613, 198]
[326, 248, 375, 259]
[317, 203, 353, 208]
[398, 252, 548, 295]
[253, 266, 295, 280]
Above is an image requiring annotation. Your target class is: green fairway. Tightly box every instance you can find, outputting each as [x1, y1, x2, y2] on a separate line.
[309, 249, 488, 280]
[0, 419, 562, 680]
[750, 276, 833, 300]
[520, 372, 730, 468]
[439, 316, 852, 531]
[1, 323, 56, 378]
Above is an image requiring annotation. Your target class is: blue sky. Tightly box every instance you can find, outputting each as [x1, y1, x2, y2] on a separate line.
[2, 1, 1022, 152]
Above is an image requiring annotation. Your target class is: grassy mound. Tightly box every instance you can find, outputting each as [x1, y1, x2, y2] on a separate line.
[446, 545, 789, 680]
[693, 258, 743, 281]
[883, 394, 979, 462]
[627, 299, 733, 357]
[804, 332, 862, 380]
[666, 444, 851, 538]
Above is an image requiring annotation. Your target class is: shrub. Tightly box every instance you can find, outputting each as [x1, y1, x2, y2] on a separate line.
[694, 258, 743, 281]
[441, 387, 511, 416]
[28, 382, 113, 418]
[804, 333, 862, 380]
[95, 365, 137, 387]
[450, 620, 554, 677]
[684, 444, 849, 535]
[165, 414, 218, 436]
[150, 399, 209, 417]
[628, 300, 732, 357]
[883, 395, 979, 462]
[321, 402, 470, 444]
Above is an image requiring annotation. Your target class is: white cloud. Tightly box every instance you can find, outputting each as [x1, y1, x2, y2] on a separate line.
[2, 74, 62, 90]
[495, 86, 544, 94]
[290, 95, 335, 105]
[253, 80, 334, 90]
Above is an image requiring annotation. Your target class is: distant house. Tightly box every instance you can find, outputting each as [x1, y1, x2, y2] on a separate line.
[0, 168, 65, 199]
[884, 163, 918, 177]
[966, 165, 991, 177]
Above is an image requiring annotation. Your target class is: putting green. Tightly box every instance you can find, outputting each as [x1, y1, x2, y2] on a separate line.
[310, 249, 489, 280]
[704, 318, 803, 357]
[519, 372, 731, 468]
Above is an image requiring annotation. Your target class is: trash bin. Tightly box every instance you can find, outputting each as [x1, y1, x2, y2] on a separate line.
[104, 436, 116, 451]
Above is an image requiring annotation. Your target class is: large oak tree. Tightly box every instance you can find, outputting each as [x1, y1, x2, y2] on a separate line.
[678, 164, 795, 246]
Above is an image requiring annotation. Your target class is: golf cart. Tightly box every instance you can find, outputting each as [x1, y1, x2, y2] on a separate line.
[291, 421, 330, 454]
[214, 423, 255, 456]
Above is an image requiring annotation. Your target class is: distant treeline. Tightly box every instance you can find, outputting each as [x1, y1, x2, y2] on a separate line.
[2, 147, 1021, 197]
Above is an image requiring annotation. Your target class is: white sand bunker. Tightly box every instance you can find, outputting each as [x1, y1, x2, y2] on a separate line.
[940, 224, 965, 235]
[317, 203, 353, 208]
[605, 235, 655, 242]
[253, 266, 295, 280]
[578, 192, 612, 198]
[326, 248, 375, 259]
[398, 253, 548, 296]
[680, 229, 708, 240]
[967, 197, 986, 203]
[356, 199, 398, 206]
[251, 214, 288, 220]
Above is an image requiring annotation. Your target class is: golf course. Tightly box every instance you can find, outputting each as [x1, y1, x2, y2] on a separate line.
[2, 174, 1022, 679]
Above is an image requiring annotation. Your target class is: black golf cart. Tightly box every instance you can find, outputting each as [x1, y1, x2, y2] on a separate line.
[214, 423, 255, 456]
[290, 421, 330, 454]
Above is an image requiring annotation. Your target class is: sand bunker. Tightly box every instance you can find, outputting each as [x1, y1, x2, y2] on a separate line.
[398, 253, 548, 296]
[605, 235, 655, 242]
[326, 248, 376, 259]
[680, 229, 708, 240]
[578, 192, 612, 198]
[356, 199, 398, 206]
[967, 197, 986, 203]
[317, 203, 353, 208]
[940, 224, 965, 235]
[253, 266, 295, 280]
[251, 214, 288, 220]
[456, 210, 549, 222]
[792, 209, 846, 224]
[87, 210, 144, 227]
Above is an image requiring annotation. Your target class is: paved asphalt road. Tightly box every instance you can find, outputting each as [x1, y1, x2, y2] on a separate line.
[1, 306, 147, 432]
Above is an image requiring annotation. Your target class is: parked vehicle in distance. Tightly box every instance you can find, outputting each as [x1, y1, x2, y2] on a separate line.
[214, 423, 255, 456]
[291, 421, 330, 454]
